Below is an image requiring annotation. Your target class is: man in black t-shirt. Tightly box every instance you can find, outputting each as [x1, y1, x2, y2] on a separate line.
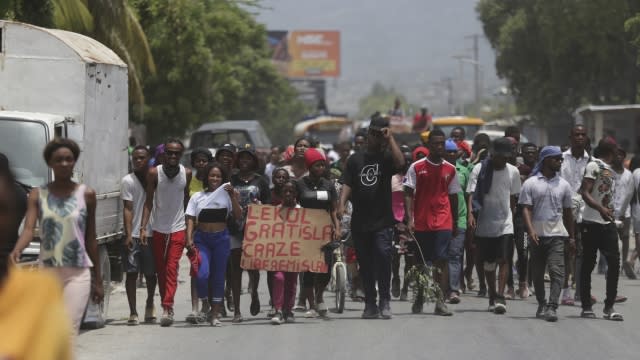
[0, 153, 27, 253]
[338, 113, 405, 319]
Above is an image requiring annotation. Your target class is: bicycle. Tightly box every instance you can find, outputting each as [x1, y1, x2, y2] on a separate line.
[329, 233, 349, 314]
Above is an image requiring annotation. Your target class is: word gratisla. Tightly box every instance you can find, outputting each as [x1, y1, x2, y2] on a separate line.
[244, 206, 332, 241]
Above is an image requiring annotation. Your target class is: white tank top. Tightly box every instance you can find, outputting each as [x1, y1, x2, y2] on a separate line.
[152, 165, 187, 233]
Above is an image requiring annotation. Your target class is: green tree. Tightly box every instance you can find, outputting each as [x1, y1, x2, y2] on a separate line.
[477, 0, 640, 125]
[357, 82, 415, 120]
[133, 0, 305, 144]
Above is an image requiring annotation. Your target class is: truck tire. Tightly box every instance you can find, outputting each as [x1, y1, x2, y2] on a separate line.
[81, 244, 111, 329]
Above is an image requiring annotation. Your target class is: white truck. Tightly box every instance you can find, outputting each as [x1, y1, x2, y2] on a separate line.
[0, 20, 128, 327]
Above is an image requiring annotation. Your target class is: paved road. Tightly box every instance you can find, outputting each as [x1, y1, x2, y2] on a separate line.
[78, 256, 640, 360]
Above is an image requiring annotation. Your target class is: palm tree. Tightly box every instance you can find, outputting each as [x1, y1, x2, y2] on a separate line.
[4, 0, 156, 105]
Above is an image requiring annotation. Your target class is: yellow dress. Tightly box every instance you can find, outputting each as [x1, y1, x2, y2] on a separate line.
[0, 268, 72, 360]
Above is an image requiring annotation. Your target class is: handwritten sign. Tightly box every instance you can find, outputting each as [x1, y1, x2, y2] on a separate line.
[241, 205, 332, 272]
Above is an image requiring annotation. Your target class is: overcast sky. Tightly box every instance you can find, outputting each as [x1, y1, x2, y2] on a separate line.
[257, 0, 501, 114]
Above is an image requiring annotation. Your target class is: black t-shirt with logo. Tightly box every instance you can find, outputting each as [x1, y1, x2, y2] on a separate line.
[296, 176, 337, 212]
[342, 150, 395, 232]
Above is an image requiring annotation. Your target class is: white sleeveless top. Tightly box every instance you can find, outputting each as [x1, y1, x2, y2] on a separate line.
[152, 165, 187, 233]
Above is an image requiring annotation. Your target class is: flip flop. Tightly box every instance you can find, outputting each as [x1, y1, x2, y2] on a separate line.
[604, 311, 624, 321]
[581, 309, 596, 318]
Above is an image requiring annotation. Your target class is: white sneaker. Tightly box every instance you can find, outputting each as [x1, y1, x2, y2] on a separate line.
[304, 309, 319, 318]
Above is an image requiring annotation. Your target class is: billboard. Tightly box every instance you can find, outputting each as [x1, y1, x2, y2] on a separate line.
[267, 30, 341, 78]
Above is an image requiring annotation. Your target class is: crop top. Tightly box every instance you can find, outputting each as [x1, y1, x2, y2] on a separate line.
[186, 183, 233, 223]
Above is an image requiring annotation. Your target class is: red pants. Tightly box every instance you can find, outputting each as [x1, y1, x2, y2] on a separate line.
[152, 230, 186, 310]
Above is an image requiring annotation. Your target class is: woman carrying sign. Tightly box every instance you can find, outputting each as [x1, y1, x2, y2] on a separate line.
[297, 148, 341, 318]
[185, 163, 241, 326]
[270, 179, 301, 324]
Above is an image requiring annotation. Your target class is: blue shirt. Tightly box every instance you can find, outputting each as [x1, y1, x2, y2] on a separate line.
[518, 173, 572, 237]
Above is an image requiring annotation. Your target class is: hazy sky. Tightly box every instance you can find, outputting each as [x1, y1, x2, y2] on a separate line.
[257, 0, 501, 114]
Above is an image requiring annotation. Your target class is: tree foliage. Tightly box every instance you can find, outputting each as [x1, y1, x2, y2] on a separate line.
[133, 0, 305, 144]
[357, 82, 416, 120]
[477, 0, 640, 125]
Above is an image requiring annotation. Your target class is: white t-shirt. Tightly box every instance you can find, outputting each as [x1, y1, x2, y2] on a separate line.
[186, 183, 233, 219]
[467, 162, 521, 237]
[631, 169, 640, 223]
[121, 174, 152, 238]
[581, 159, 616, 225]
[613, 168, 633, 219]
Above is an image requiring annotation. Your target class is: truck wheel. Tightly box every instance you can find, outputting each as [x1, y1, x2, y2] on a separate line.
[81, 244, 111, 329]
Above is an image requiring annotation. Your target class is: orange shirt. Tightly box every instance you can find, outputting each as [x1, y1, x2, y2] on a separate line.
[0, 268, 72, 360]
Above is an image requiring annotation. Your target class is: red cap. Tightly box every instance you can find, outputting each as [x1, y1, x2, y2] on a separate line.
[412, 146, 429, 161]
[304, 148, 326, 169]
[457, 140, 472, 157]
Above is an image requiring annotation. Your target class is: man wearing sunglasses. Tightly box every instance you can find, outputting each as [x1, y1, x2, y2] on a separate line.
[140, 138, 192, 327]
[519, 146, 574, 322]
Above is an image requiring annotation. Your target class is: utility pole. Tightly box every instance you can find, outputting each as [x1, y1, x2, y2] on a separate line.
[466, 34, 481, 111]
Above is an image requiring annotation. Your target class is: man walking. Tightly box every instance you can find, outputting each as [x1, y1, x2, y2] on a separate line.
[121, 146, 157, 325]
[467, 138, 521, 314]
[338, 113, 404, 319]
[404, 132, 460, 316]
[140, 138, 192, 327]
[579, 140, 623, 321]
[519, 146, 575, 322]
[559, 125, 590, 305]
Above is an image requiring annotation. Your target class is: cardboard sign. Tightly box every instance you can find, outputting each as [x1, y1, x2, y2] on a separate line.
[240, 205, 332, 272]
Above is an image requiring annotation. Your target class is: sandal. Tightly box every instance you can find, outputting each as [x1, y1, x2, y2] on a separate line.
[580, 309, 596, 319]
[127, 314, 139, 326]
[603, 308, 624, 321]
[232, 314, 243, 323]
[614, 295, 628, 303]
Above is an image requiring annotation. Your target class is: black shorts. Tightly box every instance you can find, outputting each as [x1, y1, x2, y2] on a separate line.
[477, 234, 513, 264]
[413, 231, 451, 263]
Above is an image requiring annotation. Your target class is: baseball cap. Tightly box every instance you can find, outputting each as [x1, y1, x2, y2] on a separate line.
[369, 113, 390, 131]
[445, 139, 458, 152]
[492, 137, 514, 157]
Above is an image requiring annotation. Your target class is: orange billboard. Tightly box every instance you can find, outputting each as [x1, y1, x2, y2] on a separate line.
[287, 31, 340, 78]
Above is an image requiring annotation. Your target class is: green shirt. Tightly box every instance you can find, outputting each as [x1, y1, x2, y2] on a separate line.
[456, 161, 469, 230]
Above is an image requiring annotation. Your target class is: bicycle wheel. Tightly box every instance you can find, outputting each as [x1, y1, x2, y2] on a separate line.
[335, 263, 346, 313]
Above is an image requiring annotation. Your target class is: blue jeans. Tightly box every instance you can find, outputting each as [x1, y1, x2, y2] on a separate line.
[194, 229, 230, 304]
[448, 229, 466, 294]
[353, 227, 394, 306]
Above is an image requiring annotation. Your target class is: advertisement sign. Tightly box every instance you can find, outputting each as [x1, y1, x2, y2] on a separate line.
[240, 205, 332, 272]
[288, 31, 340, 78]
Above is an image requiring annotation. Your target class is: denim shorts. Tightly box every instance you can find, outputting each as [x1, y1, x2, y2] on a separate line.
[413, 230, 451, 263]
[122, 237, 155, 275]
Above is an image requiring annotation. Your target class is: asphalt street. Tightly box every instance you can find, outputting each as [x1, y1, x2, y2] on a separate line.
[77, 256, 640, 360]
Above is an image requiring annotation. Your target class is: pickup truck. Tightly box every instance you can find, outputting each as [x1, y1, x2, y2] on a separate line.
[0, 20, 129, 328]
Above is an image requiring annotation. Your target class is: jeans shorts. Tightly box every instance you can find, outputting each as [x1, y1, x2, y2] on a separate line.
[122, 237, 155, 275]
[476, 234, 513, 264]
[413, 230, 451, 263]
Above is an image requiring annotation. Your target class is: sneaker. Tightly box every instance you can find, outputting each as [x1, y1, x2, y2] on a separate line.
[317, 302, 328, 316]
[494, 298, 507, 315]
[144, 306, 156, 323]
[434, 300, 453, 316]
[536, 304, 546, 319]
[271, 311, 284, 325]
[603, 306, 624, 321]
[267, 306, 277, 318]
[185, 312, 198, 324]
[284, 311, 295, 323]
[391, 277, 401, 298]
[544, 273, 550, 282]
[379, 301, 392, 319]
[293, 304, 307, 313]
[212, 318, 222, 327]
[400, 289, 409, 301]
[504, 287, 515, 300]
[580, 308, 596, 318]
[232, 313, 244, 323]
[544, 307, 558, 322]
[304, 309, 319, 318]
[623, 261, 637, 279]
[488, 303, 496, 313]
[361, 304, 380, 319]
[160, 311, 174, 327]
[477, 288, 487, 297]
[412, 290, 425, 314]
[448, 293, 461, 304]
[127, 314, 139, 326]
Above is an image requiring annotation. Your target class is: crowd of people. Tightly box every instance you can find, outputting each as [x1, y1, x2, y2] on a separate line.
[2, 112, 637, 357]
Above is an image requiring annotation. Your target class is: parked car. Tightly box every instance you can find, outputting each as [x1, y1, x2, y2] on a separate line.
[183, 120, 273, 165]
